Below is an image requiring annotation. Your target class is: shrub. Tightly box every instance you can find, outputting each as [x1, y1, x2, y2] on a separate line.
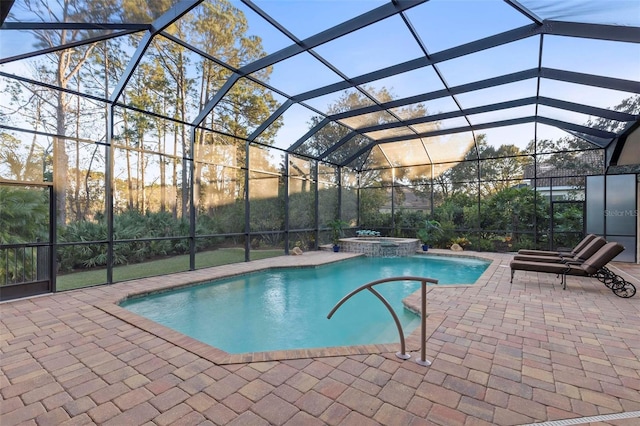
[450, 236, 471, 249]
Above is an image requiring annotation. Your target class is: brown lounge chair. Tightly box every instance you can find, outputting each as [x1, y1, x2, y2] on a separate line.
[513, 236, 606, 264]
[517, 233, 597, 257]
[510, 242, 636, 298]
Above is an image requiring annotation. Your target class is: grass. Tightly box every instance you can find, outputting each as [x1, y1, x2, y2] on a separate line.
[56, 248, 284, 291]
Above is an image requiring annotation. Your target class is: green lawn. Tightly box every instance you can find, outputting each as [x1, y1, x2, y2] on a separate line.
[56, 248, 284, 291]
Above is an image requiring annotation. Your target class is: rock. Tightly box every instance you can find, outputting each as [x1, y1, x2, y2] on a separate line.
[450, 243, 463, 251]
[291, 247, 303, 255]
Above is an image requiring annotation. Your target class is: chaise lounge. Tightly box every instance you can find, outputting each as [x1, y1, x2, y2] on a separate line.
[510, 242, 636, 298]
[517, 233, 597, 257]
[513, 236, 606, 264]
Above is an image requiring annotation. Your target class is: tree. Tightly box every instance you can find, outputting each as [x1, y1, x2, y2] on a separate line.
[300, 87, 421, 165]
[478, 143, 529, 195]
[115, 62, 157, 213]
[590, 95, 640, 133]
[0, 186, 49, 244]
[431, 134, 482, 199]
[16, 0, 123, 224]
[0, 131, 48, 182]
[526, 137, 603, 190]
[1, 74, 53, 183]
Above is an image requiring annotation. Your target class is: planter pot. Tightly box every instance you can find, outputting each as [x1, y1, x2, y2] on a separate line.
[421, 244, 429, 251]
[333, 245, 340, 252]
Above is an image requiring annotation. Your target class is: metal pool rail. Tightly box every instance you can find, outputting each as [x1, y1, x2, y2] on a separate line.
[327, 276, 438, 366]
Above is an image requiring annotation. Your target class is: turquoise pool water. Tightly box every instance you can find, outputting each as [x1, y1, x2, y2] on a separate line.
[121, 255, 489, 354]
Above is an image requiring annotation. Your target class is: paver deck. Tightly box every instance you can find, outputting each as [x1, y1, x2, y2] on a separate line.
[1, 250, 639, 425]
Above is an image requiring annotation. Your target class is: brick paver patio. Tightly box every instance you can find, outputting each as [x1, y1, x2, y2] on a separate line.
[1, 250, 639, 425]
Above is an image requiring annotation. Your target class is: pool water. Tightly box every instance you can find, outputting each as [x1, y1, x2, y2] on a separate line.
[121, 255, 489, 354]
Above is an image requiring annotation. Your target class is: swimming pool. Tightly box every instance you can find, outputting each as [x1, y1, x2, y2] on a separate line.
[121, 255, 489, 354]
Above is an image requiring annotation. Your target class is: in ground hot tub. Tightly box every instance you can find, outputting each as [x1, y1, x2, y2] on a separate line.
[339, 237, 419, 257]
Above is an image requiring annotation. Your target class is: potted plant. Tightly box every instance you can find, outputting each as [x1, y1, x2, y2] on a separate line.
[327, 219, 349, 252]
[417, 219, 442, 251]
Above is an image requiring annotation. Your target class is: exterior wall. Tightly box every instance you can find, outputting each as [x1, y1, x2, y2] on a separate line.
[586, 174, 638, 263]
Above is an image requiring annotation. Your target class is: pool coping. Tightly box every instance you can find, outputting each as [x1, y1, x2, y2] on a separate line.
[95, 249, 500, 365]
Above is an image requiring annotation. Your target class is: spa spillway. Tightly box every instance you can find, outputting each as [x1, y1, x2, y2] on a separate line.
[339, 237, 420, 257]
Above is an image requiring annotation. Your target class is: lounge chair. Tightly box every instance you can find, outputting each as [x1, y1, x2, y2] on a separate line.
[510, 242, 636, 298]
[517, 234, 597, 257]
[513, 236, 606, 264]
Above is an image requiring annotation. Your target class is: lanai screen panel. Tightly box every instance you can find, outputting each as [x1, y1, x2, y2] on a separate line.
[248, 145, 284, 236]
[288, 155, 315, 231]
[255, 103, 316, 149]
[324, 134, 375, 166]
[379, 140, 429, 167]
[317, 163, 339, 240]
[341, 169, 359, 227]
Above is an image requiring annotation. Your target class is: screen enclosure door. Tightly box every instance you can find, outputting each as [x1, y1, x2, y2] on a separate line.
[0, 184, 52, 301]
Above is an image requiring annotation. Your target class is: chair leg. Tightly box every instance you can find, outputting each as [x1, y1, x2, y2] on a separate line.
[510, 269, 514, 283]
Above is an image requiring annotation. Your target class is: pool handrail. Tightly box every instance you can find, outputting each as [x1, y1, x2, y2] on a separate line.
[327, 276, 438, 365]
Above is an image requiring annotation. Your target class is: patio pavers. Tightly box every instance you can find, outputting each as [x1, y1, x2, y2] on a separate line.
[1, 251, 639, 425]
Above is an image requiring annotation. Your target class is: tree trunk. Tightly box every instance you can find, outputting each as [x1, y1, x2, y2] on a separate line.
[140, 136, 145, 213]
[74, 79, 82, 221]
[172, 124, 178, 219]
[124, 110, 134, 211]
[55, 91, 69, 226]
[159, 113, 166, 212]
